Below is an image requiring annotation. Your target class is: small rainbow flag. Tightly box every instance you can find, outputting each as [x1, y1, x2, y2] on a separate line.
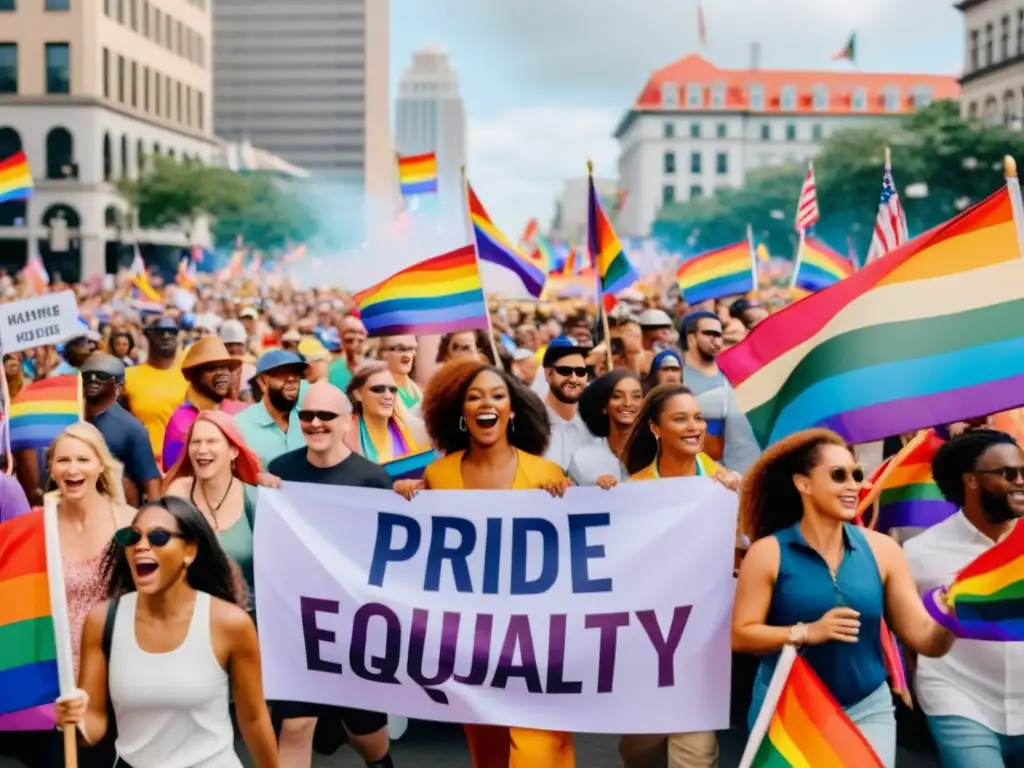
[354, 245, 488, 337]
[397, 152, 438, 197]
[9, 375, 81, 453]
[0, 150, 33, 204]
[739, 646, 884, 767]
[793, 236, 856, 293]
[383, 449, 439, 481]
[676, 239, 756, 303]
[587, 163, 637, 304]
[467, 182, 546, 297]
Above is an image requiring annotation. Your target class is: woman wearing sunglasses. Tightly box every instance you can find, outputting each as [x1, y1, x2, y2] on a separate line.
[732, 429, 956, 767]
[345, 361, 428, 464]
[55, 496, 277, 768]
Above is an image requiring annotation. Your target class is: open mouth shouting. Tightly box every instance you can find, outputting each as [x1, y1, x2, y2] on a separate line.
[63, 476, 86, 493]
[475, 412, 500, 431]
[133, 559, 159, 585]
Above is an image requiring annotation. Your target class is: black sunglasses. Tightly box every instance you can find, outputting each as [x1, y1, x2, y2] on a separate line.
[114, 526, 183, 548]
[829, 466, 865, 484]
[975, 466, 1024, 483]
[367, 384, 399, 394]
[699, 330, 723, 339]
[297, 410, 341, 423]
[554, 365, 589, 378]
[82, 371, 114, 383]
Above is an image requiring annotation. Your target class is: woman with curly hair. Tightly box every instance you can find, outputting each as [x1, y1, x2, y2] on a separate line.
[396, 357, 574, 768]
[567, 369, 642, 485]
[732, 429, 957, 766]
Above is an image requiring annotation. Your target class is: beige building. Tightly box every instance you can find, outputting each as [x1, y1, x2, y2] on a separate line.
[0, 0, 217, 280]
[957, 0, 1024, 126]
[212, 0, 391, 197]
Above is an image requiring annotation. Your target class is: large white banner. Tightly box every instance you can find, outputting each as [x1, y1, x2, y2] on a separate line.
[254, 479, 737, 734]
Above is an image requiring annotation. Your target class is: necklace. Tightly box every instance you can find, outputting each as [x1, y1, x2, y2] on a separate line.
[198, 477, 234, 531]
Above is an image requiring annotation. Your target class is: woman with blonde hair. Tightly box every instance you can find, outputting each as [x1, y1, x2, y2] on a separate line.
[345, 360, 428, 464]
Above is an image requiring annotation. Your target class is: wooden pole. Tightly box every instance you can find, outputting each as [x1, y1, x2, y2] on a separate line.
[63, 725, 78, 768]
[460, 165, 504, 366]
[0, 344, 11, 474]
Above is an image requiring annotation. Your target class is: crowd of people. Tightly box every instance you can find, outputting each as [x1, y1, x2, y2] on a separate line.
[0, 270, 1021, 768]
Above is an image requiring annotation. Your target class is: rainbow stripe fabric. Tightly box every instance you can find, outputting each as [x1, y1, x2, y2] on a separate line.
[0, 151, 33, 203]
[793, 236, 855, 292]
[0, 511, 60, 717]
[353, 245, 487, 337]
[676, 239, 756, 303]
[587, 173, 637, 298]
[468, 182, 546, 297]
[9, 375, 81, 452]
[719, 184, 1024, 446]
[383, 449, 439, 481]
[397, 152, 438, 196]
[740, 647, 884, 767]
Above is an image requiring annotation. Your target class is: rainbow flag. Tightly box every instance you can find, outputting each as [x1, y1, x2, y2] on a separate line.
[587, 166, 637, 302]
[9, 375, 81, 453]
[397, 152, 438, 197]
[676, 239, 756, 303]
[719, 182, 1024, 446]
[383, 449, 438, 481]
[0, 150, 33, 203]
[793, 236, 856, 293]
[354, 245, 487, 337]
[467, 182, 546, 297]
[0, 507, 74, 731]
[739, 646, 884, 767]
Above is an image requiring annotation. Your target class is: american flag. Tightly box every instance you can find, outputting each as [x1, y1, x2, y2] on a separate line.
[795, 162, 819, 232]
[866, 161, 908, 264]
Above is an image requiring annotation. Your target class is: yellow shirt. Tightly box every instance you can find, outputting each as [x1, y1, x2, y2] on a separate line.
[123, 362, 188, 465]
[424, 449, 565, 490]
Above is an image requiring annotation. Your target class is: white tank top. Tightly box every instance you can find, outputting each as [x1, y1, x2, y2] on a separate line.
[109, 591, 241, 768]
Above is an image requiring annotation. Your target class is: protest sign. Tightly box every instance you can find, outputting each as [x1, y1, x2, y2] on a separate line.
[0, 291, 81, 355]
[254, 478, 737, 734]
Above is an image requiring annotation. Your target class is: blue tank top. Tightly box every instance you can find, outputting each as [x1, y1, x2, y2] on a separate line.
[755, 522, 888, 708]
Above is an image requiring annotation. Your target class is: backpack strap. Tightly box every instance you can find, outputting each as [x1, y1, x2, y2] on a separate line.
[102, 595, 119, 661]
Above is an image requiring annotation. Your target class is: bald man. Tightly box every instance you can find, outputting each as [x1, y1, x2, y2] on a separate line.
[265, 381, 395, 768]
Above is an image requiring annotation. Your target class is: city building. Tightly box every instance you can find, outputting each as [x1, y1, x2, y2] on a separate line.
[957, 0, 1024, 126]
[212, 0, 390, 195]
[547, 176, 620, 245]
[0, 0, 216, 281]
[394, 45, 467, 212]
[614, 54, 960, 237]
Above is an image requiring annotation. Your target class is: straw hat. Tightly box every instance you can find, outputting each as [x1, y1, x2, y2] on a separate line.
[181, 337, 242, 372]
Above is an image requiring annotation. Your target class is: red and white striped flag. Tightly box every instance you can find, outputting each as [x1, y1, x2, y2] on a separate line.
[795, 162, 819, 232]
[865, 157, 908, 264]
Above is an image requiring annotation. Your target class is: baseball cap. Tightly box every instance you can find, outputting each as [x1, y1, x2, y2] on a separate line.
[542, 336, 591, 368]
[298, 337, 331, 361]
[638, 308, 673, 328]
[238, 307, 259, 320]
[81, 353, 126, 382]
[255, 348, 308, 376]
[218, 319, 247, 345]
[512, 348, 534, 362]
[145, 316, 179, 333]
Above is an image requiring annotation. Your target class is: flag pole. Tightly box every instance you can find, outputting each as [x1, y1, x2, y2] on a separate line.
[746, 223, 758, 296]
[1003, 155, 1024, 254]
[460, 165, 504, 366]
[588, 160, 615, 370]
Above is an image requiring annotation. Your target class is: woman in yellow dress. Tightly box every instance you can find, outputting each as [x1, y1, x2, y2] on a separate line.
[396, 358, 574, 768]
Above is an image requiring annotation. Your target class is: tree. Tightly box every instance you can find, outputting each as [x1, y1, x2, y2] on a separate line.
[211, 174, 319, 251]
[653, 100, 1024, 261]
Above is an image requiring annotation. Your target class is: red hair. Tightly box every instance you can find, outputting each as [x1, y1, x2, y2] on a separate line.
[163, 410, 263, 492]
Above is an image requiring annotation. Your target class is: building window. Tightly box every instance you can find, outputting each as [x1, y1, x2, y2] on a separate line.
[1002, 15, 1010, 60]
[1019, 10, 1024, 55]
[812, 85, 828, 111]
[986, 23, 994, 66]
[811, 124, 824, 141]
[686, 83, 703, 107]
[176, 81, 182, 122]
[185, 85, 192, 125]
[102, 48, 109, 97]
[143, 0, 149, 36]
[662, 185, 676, 207]
[116, 0, 123, 22]
[0, 0, 13, 8]
[143, 65, 149, 110]
[45, 127, 73, 178]
[911, 86, 932, 108]
[851, 88, 867, 112]
[154, 73, 160, 115]
[970, 29, 980, 71]
[884, 87, 901, 112]
[690, 122, 701, 138]
[0, 44, 16, 93]
[716, 152, 728, 175]
[130, 61, 138, 107]
[120, 134, 129, 177]
[165, 75, 171, 117]
[661, 82, 678, 108]
[749, 83, 764, 110]
[780, 85, 797, 111]
[136, 138, 145, 172]
[154, 9, 161, 42]
[759, 123, 770, 141]
[664, 151, 676, 174]
[690, 151, 702, 174]
[711, 83, 725, 108]
[45, 43, 70, 94]
[117, 55, 125, 101]
[197, 94, 204, 130]
[689, 185, 703, 199]
[716, 123, 727, 138]
[663, 121, 675, 138]
[46, 0, 71, 10]
[785, 123, 797, 141]
[103, 133, 113, 180]
[968, 101, 978, 119]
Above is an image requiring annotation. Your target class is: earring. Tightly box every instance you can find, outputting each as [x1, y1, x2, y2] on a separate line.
[458, 416, 467, 432]
[509, 415, 516, 432]
[183, 559, 192, 569]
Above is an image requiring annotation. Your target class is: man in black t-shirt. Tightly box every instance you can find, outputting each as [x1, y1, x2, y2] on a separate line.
[267, 381, 395, 768]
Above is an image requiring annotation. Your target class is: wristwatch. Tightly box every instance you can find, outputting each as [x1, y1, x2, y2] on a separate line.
[787, 622, 808, 646]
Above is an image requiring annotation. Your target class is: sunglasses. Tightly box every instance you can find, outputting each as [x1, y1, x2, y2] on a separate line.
[82, 371, 114, 383]
[974, 466, 1024, 483]
[554, 365, 589, 378]
[699, 330, 723, 339]
[367, 384, 399, 394]
[297, 410, 341, 423]
[114, 527, 183, 548]
[829, 466, 865, 484]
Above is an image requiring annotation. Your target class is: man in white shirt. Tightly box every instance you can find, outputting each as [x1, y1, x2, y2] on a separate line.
[541, 336, 598, 470]
[904, 428, 1024, 768]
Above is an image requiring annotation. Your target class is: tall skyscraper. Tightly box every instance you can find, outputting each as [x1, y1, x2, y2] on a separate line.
[212, 0, 391, 195]
[395, 46, 467, 208]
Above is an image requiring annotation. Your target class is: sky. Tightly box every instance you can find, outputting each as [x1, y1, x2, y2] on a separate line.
[390, 0, 963, 237]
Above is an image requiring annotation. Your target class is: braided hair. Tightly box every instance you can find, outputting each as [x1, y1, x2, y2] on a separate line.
[931, 428, 1018, 508]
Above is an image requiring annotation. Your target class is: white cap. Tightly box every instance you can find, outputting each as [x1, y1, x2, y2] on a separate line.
[618, 288, 644, 303]
[218, 319, 248, 345]
[638, 308, 673, 328]
[512, 348, 534, 362]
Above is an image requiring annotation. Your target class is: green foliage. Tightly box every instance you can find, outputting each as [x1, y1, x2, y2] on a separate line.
[653, 100, 1024, 260]
[212, 174, 319, 251]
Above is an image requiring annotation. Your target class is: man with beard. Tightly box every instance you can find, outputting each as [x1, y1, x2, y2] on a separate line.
[162, 337, 246, 470]
[681, 311, 758, 474]
[905, 429, 1024, 768]
[266, 382, 394, 768]
[123, 316, 188, 467]
[541, 336, 598, 470]
[377, 334, 422, 415]
[235, 349, 308, 466]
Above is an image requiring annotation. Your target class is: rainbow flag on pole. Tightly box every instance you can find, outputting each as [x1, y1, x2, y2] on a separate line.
[353, 245, 488, 336]
[587, 162, 637, 308]
[397, 152, 438, 197]
[676, 239, 757, 303]
[0, 150, 33, 203]
[793, 236, 856, 293]
[739, 646, 884, 767]
[467, 182, 547, 297]
[9, 375, 81, 453]
[720, 176, 1024, 446]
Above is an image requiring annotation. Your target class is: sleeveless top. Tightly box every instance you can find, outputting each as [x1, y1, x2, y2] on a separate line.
[754, 522, 888, 708]
[109, 592, 241, 768]
[65, 551, 108, 678]
[188, 480, 256, 597]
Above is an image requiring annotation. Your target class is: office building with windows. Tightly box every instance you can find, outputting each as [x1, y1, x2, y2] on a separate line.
[0, 0, 216, 280]
[614, 54, 960, 237]
[958, 0, 1024, 126]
